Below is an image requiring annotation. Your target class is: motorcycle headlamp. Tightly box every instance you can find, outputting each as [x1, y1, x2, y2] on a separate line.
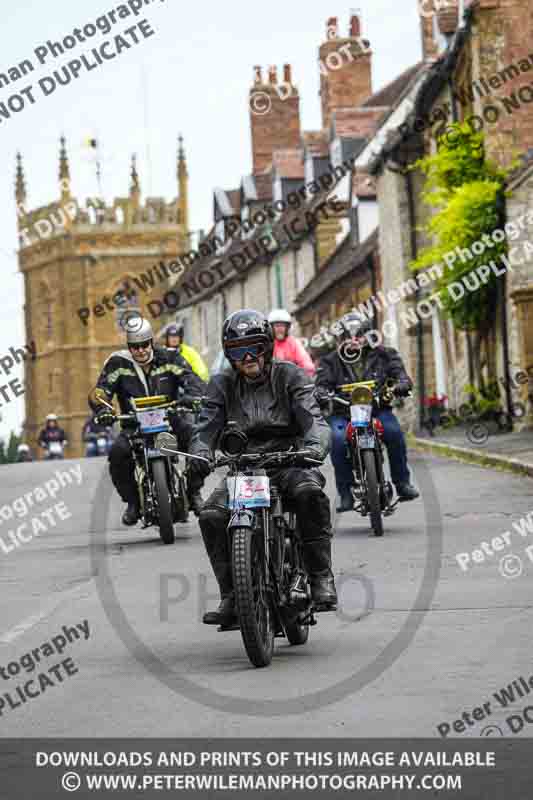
[219, 425, 248, 457]
[351, 385, 373, 405]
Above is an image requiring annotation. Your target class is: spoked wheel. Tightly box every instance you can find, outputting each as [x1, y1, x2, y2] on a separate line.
[363, 450, 384, 537]
[152, 459, 175, 545]
[232, 528, 274, 667]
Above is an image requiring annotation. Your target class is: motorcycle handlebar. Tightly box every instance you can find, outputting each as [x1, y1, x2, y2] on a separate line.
[213, 448, 322, 469]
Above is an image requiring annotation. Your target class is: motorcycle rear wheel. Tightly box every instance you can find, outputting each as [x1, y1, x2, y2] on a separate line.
[363, 450, 384, 537]
[152, 459, 175, 545]
[232, 528, 274, 667]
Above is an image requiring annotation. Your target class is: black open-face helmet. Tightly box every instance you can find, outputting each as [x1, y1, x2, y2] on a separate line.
[332, 311, 374, 342]
[222, 309, 274, 369]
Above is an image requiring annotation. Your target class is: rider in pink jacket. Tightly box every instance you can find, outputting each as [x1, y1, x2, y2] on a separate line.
[268, 309, 316, 376]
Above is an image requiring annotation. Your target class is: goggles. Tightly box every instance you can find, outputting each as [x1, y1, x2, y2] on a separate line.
[225, 341, 267, 362]
[129, 340, 152, 351]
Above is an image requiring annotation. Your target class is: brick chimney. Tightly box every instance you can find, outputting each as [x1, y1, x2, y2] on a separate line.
[419, 4, 441, 61]
[249, 64, 301, 175]
[319, 14, 373, 130]
[437, 0, 459, 37]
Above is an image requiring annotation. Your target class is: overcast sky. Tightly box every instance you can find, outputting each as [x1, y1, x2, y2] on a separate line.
[0, 0, 423, 440]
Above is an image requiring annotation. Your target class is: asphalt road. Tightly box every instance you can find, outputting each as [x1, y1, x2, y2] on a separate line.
[1, 451, 532, 738]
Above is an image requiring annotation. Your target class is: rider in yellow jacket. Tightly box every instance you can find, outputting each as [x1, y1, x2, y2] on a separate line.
[165, 323, 209, 382]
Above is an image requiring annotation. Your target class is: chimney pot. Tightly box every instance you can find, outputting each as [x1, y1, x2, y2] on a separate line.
[268, 65, 277, 84]
[326, 17, 338, 40]
[350, 14, 361, 38]
[437, 3, 459, 36]
[284, 64, 292, 84]
[254, 65, 262, 84]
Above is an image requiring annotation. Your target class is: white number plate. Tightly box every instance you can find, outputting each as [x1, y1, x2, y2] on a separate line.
[136, 408, 169, 433]
[226, 475, 270, 509]
[357, 434, 375, 449]
[350, 403, 373, 426]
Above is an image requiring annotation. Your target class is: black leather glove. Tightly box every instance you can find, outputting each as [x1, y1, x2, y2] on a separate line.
[393, 382, 412, 398]
[95, 410, 115, 427]
[293, 448, 325, 468]
[187, 454, 211, 482]
[316, 392, 333, 415]
[178, 395, 199, 409]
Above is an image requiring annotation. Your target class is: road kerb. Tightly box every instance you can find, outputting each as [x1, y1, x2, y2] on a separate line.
[408, 434, 533, 478]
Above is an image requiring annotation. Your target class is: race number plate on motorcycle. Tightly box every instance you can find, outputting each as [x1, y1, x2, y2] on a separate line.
[49, 442, 63, 455]
[136, 408, 169, 434]
[350, 404, 373, 427]
[357, 433, 375, 449]
[226, 475, 270, 509]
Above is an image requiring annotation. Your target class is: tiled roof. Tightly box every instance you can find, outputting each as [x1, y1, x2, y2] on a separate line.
[362, 62, 425, 109]
[171, 163, 353, 305]
[332, 107, 384, 139]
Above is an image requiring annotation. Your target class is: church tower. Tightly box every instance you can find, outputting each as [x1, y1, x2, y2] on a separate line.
[17, 137, 190, 458]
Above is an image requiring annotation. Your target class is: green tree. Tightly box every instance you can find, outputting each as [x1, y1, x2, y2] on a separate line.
[410, 120, 515, 381]
[0, 431, 23, 464]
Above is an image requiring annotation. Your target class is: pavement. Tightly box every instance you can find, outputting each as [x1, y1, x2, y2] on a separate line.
[409, 425, 533, 478]
[1, 450, 532, 738]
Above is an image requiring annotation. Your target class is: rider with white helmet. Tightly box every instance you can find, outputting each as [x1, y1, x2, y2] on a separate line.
[37, 413, 67, 455]
[267, 309, 315, 376]
[89, 316, 205, 525]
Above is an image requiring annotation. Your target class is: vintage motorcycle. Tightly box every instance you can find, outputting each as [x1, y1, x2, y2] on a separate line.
[93, 390, 197, 545]
[163, 427, 325, 668]
[326, 379, 405, 537]
[42, 440, 66, 460]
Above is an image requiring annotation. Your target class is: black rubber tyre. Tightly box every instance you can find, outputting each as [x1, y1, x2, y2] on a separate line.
[232, 528, 274, 667]
[363, 449, 383, 537]
[283, 539, 309, 646]
[152, 459, 175, 545]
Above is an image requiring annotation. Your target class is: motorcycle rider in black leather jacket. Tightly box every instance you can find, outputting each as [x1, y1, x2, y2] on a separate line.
[188, 309, 338, 628]
[316, 311, 419, 512]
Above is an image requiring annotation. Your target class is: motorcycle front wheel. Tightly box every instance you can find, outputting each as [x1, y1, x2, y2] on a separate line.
[152, 459, 175, 545]
[232, 528, 274, 667]
[363, 450, 384, 537]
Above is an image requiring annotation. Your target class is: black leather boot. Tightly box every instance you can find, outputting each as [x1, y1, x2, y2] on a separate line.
[122, 500, 140, 526]
[302, 538, 338, 612]
[200, 522, 236, 626]
[188, 489, 204, 518]
[395, 482, 420, 502]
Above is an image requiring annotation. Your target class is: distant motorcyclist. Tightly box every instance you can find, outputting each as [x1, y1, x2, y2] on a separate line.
[89, 318, 205, 525]
[268, 309, 316, 376]
[16, 443, 32, 463]
[165, 322, 209, 382]
[189, 309, 337, 627]
[38, 414, 67, 459]
[316, 311, 419, 512]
